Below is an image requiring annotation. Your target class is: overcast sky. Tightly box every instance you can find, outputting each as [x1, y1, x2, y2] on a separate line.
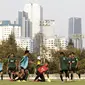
[0, 0, 85, 47]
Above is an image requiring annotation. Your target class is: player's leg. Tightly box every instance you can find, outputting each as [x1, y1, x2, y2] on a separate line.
[60, 70, 63, 81]
[40, 73, 45, 82]
[65, 70, 69, 81]
[20, 68, 25, 81]
[76, 68, 81, 79]
[71, 68, 74, 80]
[8, 68, 12, 79]
[77, 71, 81, 79]
[12, 67, 16, 80]
[0, 71, 3, 80]
[34, 71, 41, 81]
[24, 69, 29, 81]
[78, 73, 81, 79]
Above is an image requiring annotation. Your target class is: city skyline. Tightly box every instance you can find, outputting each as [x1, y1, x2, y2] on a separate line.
[68, 17, 82, 49]
[0, 0, 85, 47]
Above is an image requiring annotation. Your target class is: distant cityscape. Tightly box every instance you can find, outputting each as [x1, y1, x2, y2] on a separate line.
[0, 2, 83, 60]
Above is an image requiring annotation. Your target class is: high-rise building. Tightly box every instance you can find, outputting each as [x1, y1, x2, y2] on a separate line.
[24, 3, 43, 38]
[0, 20, 33, 52]
[68, 17, 82, 49]
[0, 20, 21, 40]
[43, 36, 67, 60]
[18, 11, 29, 37]
[16, 37, 33, 53]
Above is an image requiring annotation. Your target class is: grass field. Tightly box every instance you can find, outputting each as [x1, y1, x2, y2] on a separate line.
[0, 80, 85, 85]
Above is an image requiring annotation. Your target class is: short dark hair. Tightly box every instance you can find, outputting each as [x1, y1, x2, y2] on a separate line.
[71, 52, 75, 55]
[60, 52, 65, 55]
[68, 53, 71, 55]
[24, 50, 29, 54]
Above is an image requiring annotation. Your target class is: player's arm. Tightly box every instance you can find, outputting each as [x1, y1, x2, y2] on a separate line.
[59, 57, 61, 71]
[7, 59, 9, 71]
[59, 62, 61, 71]
[76, 58, 79, 68]
[15, 59, 18, 70]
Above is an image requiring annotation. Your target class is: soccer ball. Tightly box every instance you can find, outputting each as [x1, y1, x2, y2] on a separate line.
[47, 78, 51, 82]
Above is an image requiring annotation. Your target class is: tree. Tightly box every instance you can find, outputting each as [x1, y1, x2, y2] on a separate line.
[33, 32, 44, 55]
[55, 38, 62, 50]
[7, 32, 17, 54]
[67, 38, 74, 49]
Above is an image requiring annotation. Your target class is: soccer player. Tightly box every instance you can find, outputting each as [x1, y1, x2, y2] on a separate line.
[59, 52, 69, 82]
[17, 50, 30, 82]
[70, 52, 78, 80]
[67, 53, 72, 79]
[8, 53, 17, 80]
[34, 63, 49, 82]
[0, 58, 3, 80]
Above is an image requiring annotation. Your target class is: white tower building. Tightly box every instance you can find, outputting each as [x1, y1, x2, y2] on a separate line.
[24, 3, 43, 38]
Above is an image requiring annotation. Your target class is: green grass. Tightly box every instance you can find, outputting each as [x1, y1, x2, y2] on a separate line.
[0, 80, 85, 85]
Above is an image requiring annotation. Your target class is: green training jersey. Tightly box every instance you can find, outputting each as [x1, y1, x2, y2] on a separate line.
[8, 57, 16, 68]
[59, 56, 68, 70]
[71, 57, 78, 68]
[67, 57, 72, 67]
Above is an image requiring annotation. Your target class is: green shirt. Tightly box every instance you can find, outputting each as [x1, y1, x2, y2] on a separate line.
[67, 57, 72, 67]
[60, 56, 68, 70]
[71, 57, 78, 68]
[8, 57, 16, 68]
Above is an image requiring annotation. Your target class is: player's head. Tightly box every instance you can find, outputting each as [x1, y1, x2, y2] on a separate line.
[10, 53, 15, 58]
[68, 53, 71, 58]
[71, 52, 75, 57]
[37, 56, 41, 60]
[44, 63, 48, 67]
[24, 50, 30, 56]
[60, 52, 65, 57]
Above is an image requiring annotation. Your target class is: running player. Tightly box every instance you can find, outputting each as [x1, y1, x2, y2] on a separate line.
[59, 52, 69, 82]
[8, 53, 17, 80]
[70, 52, 78, 80]
[67, 53, 72, 79]
[0, 58, 3, 80]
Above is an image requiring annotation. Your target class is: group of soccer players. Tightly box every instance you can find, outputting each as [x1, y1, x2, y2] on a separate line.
[0, 50, 81, 82]
[0, 50, 50, 82]
[59, 52, 80, 82]
[0, 50, 30, 81]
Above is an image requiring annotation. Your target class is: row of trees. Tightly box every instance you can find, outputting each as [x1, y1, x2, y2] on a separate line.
[0, 33, 37, 73]
[48, 39, 85, 74]
[32, 33, 85, 74]
[1, 32, 85, 74]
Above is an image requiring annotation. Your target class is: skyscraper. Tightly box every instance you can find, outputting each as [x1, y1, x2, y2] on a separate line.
[18, 11, 29, 37]
[24, 3, 43, 38]
[68, 17, 82, 49]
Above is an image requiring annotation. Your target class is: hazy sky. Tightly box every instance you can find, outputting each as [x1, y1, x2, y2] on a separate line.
[0, 0, 85, 46]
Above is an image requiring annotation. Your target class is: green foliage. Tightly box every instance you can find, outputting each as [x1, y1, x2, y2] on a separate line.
[49, 48, 85, 74]
[67, 38, 74, 49]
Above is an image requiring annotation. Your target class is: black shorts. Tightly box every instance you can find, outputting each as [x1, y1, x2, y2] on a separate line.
[8, 67, 16, 72]
[20, 67, 29, 70]
[70, 67, 76, 73]
[20, 67, 29, 73]
[60, 70, 68, 74]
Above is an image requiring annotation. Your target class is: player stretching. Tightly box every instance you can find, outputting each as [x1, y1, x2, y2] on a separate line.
[59, 52, 69, 82]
